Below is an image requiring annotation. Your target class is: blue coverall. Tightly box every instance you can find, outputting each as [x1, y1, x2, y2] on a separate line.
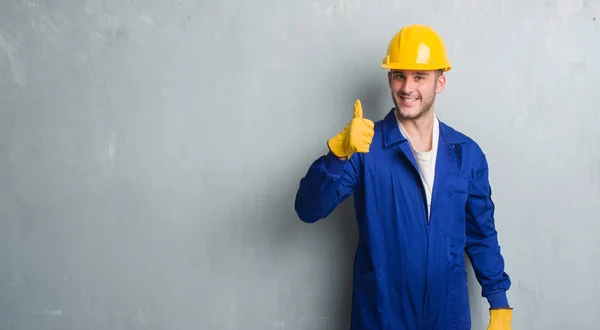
[294, 109, 511, 330]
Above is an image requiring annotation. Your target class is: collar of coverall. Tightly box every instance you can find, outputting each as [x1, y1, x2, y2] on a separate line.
[381, 108, 466, 148]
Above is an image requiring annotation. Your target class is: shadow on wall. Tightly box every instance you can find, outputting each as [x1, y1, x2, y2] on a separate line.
[266, 65, 391, 328]
[318, 197, 359, 330]
[355, 68, 392, 121]
[282, 70, 388, 329]
[466, 256, 487, 328]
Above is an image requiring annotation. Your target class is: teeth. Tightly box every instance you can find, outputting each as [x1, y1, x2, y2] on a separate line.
[403, 97, 417, 103]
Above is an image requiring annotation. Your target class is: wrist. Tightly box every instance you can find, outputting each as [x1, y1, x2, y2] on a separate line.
[486, 291, 509, 309]
[322, 152, 347, 175]
[327, 135, 349, 159]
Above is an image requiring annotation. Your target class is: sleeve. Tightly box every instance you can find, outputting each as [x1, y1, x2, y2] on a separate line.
[465, 152, 512, 309]
[294, 151, 360, 223]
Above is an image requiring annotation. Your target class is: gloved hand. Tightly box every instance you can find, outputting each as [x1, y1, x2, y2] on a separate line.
[487, 308, 512, 330]
[327, 99, 375, 159]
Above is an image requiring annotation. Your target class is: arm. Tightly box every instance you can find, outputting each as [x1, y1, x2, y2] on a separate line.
[465, 152, 512, 309]
[294, 151, 360, 223]
[295, 99, 372, 223]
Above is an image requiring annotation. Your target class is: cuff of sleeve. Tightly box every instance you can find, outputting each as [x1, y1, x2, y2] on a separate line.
[321, 152, 347, 176]
[487, 291, 510, 309]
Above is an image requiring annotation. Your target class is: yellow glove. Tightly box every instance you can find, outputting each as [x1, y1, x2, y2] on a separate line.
[327, 99, 375, 159]
[487, 308, 512, 330]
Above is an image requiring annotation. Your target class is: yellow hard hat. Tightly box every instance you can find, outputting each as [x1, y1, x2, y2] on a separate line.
[381, 24, 451, 72]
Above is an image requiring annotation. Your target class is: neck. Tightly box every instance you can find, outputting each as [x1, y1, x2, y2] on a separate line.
[396, 109, 435, 152]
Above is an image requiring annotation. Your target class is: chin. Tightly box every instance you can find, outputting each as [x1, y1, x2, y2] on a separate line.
[396, 107, 423, 120]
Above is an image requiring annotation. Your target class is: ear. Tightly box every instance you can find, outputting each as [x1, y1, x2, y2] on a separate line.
[387, 71, 392, 87]
[435, 73, 446, 93]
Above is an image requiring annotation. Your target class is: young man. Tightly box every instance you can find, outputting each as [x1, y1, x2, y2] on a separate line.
[294, 24, 513, 330]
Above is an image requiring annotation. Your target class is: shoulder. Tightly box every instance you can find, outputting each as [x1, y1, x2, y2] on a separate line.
[369, 116, 388, 144]
[373, 116, 386, 131]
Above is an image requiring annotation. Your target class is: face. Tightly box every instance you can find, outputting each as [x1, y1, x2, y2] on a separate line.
[388, 69, 446, 120]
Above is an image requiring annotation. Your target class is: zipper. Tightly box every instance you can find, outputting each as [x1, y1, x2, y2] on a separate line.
[400, 141, 432, 316]
[416, 170, 430, 319]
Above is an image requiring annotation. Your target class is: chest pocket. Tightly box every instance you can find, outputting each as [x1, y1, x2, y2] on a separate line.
[436, 144, 470, 239]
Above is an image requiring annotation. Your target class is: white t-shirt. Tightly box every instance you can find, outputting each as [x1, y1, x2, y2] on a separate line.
[397, 115, 440, 219]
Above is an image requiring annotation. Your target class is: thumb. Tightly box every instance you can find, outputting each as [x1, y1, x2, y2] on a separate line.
[353, 99, 363, 119]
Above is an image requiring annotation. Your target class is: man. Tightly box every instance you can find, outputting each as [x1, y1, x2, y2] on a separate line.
[294, 24, 513, 329]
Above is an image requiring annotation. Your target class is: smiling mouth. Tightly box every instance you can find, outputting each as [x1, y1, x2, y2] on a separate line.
[400, 96, 419, 103]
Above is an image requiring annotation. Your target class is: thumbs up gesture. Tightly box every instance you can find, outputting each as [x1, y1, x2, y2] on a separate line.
[327, 99, 375, 159]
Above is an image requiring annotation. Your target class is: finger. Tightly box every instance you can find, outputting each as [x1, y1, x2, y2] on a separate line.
[355, 141, 370, 152]
[362, 118, 374, 129]
[353, 99, 363, 119]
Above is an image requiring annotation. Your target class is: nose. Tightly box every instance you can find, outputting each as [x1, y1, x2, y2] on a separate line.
[400, 79, 416, 95]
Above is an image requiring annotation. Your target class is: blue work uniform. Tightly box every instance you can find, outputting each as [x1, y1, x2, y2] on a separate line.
[294, 109, 511, 330]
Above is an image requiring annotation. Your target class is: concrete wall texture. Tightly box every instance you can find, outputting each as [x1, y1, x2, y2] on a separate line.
[1, 0, 599, 329]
